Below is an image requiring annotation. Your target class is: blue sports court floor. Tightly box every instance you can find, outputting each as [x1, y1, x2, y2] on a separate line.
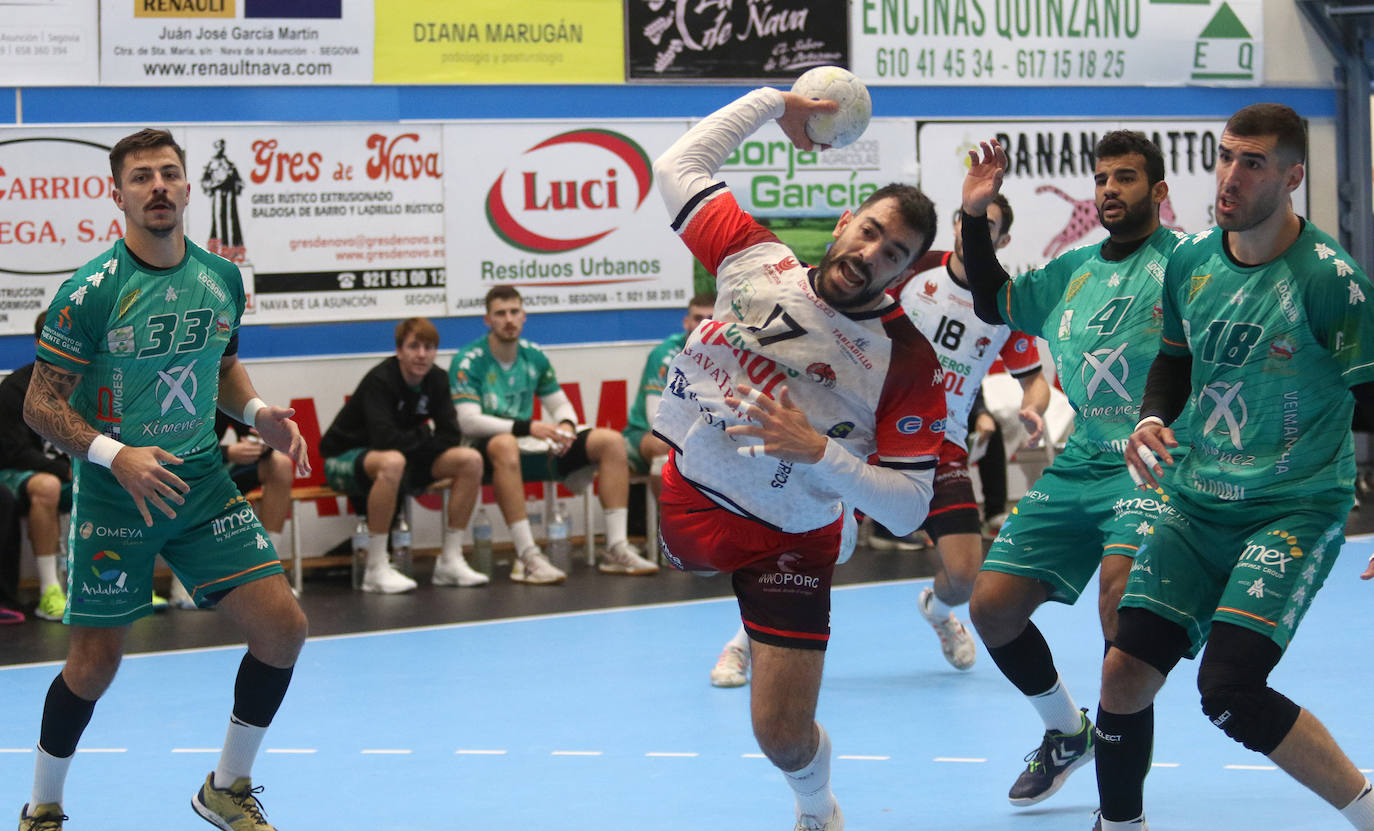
[3, 536, 1372, 830]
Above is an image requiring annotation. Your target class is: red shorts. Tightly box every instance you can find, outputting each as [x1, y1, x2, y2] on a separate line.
[659, 453, 839, 651]
[923, 440, 980, 539]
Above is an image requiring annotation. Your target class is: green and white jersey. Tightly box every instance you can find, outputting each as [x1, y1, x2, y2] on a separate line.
[37, 238, 245, 477]
[449, 335, 560, 420]
[626, 331, 688, 445]
[998, 224, 1187, 466]
[1160, 221, 1374, 504]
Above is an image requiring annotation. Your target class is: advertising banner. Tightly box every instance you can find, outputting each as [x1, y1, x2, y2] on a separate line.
[100, 0, 373, 86]
[0, 129, 130, 335]
[375, 0, 623, 84]
[705, 117, 917, 289]
[626, 0, 847, 81]
[916, 120, 1308, 277]
[180, 124, 446, 324]
[0, 0, 99, 85]
[443, 121, 692, 315]
[853, 0, 1263, 86]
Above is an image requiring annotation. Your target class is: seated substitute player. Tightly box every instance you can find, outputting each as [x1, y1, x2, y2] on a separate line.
[0, 312, 73, 622]
[653, 85, 946, 830]
[959, 130, 1190, 807]
[17, 127, 309, 831]
[1099, 104, 1374, 831]
[706, 198, 1049, 688]
[449, 286, 659, 584]
[320, 317, 485, 594]
[623, 290, 715, 489]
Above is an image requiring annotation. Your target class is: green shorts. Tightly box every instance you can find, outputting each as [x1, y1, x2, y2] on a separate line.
[0, 468, 73, 512]
[323, 447, 368, 494]
[66, 458, 283, 626]
[623, 431, 649, 476]
[982, 455, 1181, 604]
[1120, 489, 1348, 657]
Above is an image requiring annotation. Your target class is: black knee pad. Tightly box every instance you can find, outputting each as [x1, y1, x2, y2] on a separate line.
[1112, 607, 1191, 676]
[1196, 624, 1299, 755]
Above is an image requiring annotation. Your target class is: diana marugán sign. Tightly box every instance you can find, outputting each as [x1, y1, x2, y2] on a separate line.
[626, 0, 848, 81]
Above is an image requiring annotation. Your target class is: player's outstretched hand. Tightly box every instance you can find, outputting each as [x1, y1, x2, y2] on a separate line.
[1020, 407, 1046, 448]
[726, 383, 827, 463]
[1124, 420, 1177, 490]
[1361, 554, 1374, 581]
[110, 445, 188, 527]
[962, 140, 1008, 217]
[254, 405, 311, 477]
[776, 91, 840, 153]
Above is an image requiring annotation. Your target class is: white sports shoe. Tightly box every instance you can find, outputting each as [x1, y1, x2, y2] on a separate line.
[598, 541, 659, 575]
[795, 803, 844, 831]
[511, 548, 566, 585]
[919, 587, 976, 670]
[361, 564, 418, 594]
[709, 643, 750, 688]
[432, 554, 490, 587]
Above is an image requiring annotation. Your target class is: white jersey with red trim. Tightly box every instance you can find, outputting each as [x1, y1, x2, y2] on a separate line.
[654, 187, 947, 533]
[896, 251, 1041, 449]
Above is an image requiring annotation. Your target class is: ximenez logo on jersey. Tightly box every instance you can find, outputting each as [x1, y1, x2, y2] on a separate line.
[484, 129, 652, 254]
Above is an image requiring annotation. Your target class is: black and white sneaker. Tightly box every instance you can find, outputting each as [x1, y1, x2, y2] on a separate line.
[1009, 708, 1095, 806]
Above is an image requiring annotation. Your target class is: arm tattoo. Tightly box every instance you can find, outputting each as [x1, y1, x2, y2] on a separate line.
[23, 360, 98, 458]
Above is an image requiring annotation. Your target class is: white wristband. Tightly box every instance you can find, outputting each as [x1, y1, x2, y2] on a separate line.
[1135, 415, 1165, 431]
[242, 397, 267, 427]
[88, 434, 125, 469]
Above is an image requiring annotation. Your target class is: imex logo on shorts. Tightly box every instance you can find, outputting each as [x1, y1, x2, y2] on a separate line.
[485, 129, 652, 254]
[82, 550, 130, 595]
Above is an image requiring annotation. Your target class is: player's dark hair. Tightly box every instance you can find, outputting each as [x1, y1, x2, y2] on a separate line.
[1225, 103, 1307, 166]
[857, 183, 937, 262]
[109, 129, 186, 186]
[689, 290, 716, 308]
[1095, 131, 1165, 185]
[32, 311, 46, 340]
[484, 285, 522, 311]
[991, 193, 1014, 237]
[395, 317, 439, 348]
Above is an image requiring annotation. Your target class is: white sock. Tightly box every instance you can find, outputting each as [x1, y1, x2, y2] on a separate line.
[783, 722, 837, 822]
[31, 744, 73, 808]
[1029, 676, 1083, 735]
[34, 555, 60, 592]
[726, 625, 749, 652]
[440, 528, 469, 565]
[510, 519, 537, 555]
[213, 716, 267, 788]
[267, 530, 285, 556]
[925, 590, 955, 619]
[604, 507, 628, 548]
[1099, 816, 1147, 830]
[1341, 781, 1374, 830]
[366, 534, 390, 572]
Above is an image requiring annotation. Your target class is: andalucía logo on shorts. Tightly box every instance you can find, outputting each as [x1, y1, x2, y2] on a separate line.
[86, 550, 130, 594]
[484, 129, 653, 254]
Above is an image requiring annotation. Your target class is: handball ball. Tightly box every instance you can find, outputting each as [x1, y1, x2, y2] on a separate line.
[790, 66, 872, 149]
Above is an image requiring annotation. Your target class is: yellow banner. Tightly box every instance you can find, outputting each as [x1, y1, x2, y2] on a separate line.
[134, 0, 236, 18]
[375, 0, 622, 84]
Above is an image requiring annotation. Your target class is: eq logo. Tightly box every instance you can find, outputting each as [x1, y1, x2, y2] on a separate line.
[485, 129, 653, 254]
[896, 415, 923, 434]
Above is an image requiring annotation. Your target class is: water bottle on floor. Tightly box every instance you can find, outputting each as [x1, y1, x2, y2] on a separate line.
[391, 515, 412, 578]
[472, 506, 494, 574]
[351, 518, 369, 590]
[547, 501, 571, 572]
